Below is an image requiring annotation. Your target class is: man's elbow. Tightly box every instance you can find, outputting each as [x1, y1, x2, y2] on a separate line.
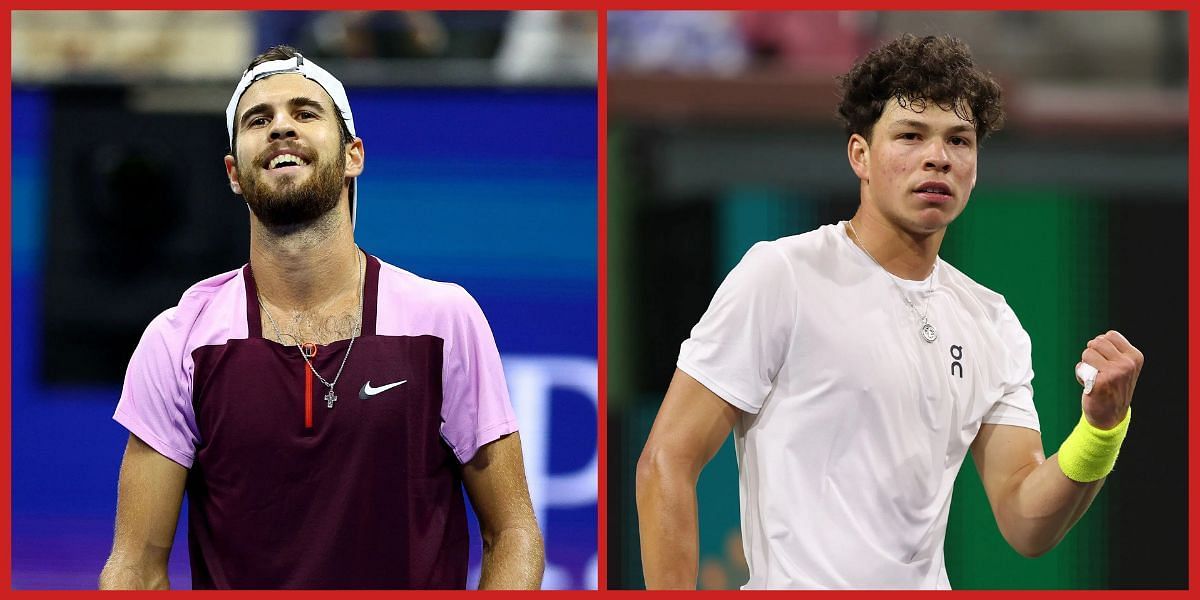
[519, 524, 546, 563]
[999, 527, 1060, 559]
[1011, 540, 1052, 559]
[635, 448, 657, 498]
[483, 522, 544, 554]
[635, 444, 675, 504]
[511, 525, 546, 573]
[99, 554, 170, 590]
[638, 438, 704, 491]
[479, 523, 545, 589]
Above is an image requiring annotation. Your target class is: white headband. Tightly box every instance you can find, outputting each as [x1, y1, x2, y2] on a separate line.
[226, 53, 359, 227]
[226, 53, 355, 143]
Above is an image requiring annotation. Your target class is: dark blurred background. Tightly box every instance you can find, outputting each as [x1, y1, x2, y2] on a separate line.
[606, 11, 1187, 590]
[11, 10, 597, 589]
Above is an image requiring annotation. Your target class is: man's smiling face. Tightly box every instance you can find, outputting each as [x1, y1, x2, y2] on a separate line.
[225, 73, 350, 227]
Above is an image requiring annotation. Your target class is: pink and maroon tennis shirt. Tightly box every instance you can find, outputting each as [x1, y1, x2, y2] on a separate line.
[114, 252, 517, 589]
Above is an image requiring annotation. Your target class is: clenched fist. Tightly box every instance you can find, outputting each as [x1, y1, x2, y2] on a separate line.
[1076, 330, 1144, 430]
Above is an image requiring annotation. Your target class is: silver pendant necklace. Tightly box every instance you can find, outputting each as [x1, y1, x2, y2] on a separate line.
[257, 248, 365, 407]
[846, 221, 937, 343]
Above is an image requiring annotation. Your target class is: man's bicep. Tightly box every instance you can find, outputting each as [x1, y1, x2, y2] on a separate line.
[970, 423, 1046, 510]
[641, 369, 742, 477]
[462, 432, 538, 534]
[110, 433, 187, 562]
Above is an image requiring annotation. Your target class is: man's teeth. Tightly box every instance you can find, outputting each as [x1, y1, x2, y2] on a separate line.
[268, 154, 308, 169]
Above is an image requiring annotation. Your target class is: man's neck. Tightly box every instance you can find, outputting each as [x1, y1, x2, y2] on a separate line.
[847, 210, 943, 281]
[249, 205, 361, 312]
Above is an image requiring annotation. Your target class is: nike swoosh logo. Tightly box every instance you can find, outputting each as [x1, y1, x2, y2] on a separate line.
[359, 380, 408, 399]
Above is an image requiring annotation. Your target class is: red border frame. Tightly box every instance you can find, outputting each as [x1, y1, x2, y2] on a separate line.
[3, 5, 1196, 595]
[1187, 8, 1196, 594]
[2, 7, 12, 596]
[597, 7, 610, 593]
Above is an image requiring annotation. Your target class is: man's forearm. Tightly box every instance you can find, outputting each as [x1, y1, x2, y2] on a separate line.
[477, 525, 545, 589]
[635, 455, 700, 589]
[997, 454, 1104, 557]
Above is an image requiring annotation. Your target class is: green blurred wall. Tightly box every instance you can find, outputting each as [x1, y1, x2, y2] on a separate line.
[940, 189, 1109, 588]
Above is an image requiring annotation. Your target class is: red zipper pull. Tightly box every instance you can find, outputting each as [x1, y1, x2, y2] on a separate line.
[301, 343, 318, 429]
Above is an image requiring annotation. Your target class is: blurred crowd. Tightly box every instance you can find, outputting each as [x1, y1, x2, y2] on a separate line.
[607, 11, 873, 77]
[608, 11, 1187, 87]
[12, 10, 597, 84]
[15, 11, 1183, 89]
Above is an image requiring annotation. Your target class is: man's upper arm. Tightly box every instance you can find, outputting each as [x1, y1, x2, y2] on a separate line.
[102, 433, 187, 588]
[970, 423, 1045, 514]
[461, 432, 539, 537]
[640, 369, 741, 478]
[677, 242, 797, 415]
[438, 285, 518, 464]
[971, 300, 1045, 512]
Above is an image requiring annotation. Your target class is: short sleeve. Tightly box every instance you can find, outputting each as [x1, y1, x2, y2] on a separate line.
[439, 287, 518, 464]
[981, 303, 1041, 432]
[677, 241, 798, 414]
[112, 309, 201, 468]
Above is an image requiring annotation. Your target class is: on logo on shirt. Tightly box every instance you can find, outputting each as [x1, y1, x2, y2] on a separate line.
[950, 345, 964, 379]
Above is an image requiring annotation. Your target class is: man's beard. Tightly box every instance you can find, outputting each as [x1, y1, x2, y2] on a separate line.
[239, 148, 346, 228]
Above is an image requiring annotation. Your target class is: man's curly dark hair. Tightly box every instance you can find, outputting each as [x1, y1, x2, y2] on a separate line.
[836, 34, 1004, 143]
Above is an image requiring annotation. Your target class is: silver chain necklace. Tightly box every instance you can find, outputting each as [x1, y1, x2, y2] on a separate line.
[846, 221, 938, 343]
[257, 249, 364, 408]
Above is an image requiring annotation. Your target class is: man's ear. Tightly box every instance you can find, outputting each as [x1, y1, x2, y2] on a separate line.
[224, 154, 242, 195]
[344, 137, 364, 178]
[847, 133, 870, 183]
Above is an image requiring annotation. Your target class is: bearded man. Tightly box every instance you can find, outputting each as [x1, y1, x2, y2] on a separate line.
[99, 45, 544, 590]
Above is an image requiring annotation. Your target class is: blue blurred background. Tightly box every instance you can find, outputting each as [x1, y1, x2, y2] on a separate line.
[11, 10, 597, 589]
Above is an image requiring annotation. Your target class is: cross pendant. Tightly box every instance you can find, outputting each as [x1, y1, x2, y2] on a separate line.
[325, 389, 337, 409]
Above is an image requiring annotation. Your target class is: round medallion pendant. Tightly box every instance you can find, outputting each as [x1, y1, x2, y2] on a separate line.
[921, 322, 938, 343]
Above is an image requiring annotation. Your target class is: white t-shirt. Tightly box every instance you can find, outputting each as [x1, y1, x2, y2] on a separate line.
[677, 222, 1040, 590]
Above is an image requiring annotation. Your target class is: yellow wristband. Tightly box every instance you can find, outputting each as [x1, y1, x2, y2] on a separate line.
[1057, 407, 1131, 483]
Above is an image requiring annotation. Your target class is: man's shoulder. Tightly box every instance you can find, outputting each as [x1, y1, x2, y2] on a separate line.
[374, 257, 476, 308]
[744, 223, 851, 278]
[937, 259, 1022, 324]
[181, 266, 246, 301]
[764, 223, 842, 254]
[173, 266, 246, 317]
[372, 257, 490, 340]
[938, 259, 1001, 299]
[140, 266, 247, 348]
